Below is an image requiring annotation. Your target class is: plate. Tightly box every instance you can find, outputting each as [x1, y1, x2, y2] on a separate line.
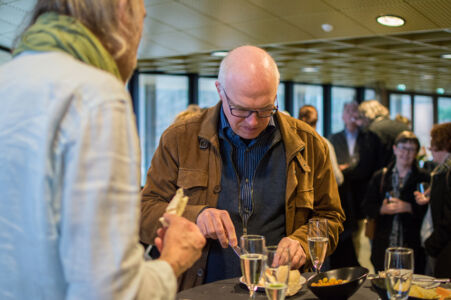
[239, 273, 307, 293]
[412, 274, 440, 289]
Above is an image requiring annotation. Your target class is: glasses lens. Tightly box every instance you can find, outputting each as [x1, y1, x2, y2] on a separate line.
[258, 109, 275, 118]
[231, 109, 251, 118]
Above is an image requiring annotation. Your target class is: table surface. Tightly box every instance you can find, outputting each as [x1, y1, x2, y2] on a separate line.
[176, 273, 378, 300]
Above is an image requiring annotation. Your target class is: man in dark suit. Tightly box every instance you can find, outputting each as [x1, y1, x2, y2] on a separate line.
[329, 102, 380, 268]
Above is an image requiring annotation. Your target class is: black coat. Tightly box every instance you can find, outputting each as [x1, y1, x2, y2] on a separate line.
[424, 165, 451, 278]
[363, 162, 430, 273]
[329, 129, 380, 229]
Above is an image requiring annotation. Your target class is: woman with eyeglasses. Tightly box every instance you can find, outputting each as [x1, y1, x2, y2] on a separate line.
[414, 122, 451, 278]
[363, 131, 430, 273]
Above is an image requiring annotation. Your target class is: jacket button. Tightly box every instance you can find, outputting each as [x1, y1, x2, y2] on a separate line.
[214, 185, 221, 193]
[197, 268, 204, 277]
[199, 139, 209, 149]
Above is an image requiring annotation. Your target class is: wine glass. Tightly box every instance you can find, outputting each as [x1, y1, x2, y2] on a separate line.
[240, 235, 267, 300]
[384, 247, 414, 300]
[308, 218, 328, 274]
[264, 246, 290, 300]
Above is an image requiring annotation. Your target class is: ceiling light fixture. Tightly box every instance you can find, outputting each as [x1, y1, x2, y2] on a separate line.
[441, 54, 451, 59]
[376, 15, 405, 27]
[302, 67, 318, 73]
[321, 23, 333, 32]
[211, 51, 228, 57]
[436, 88, 445, 94]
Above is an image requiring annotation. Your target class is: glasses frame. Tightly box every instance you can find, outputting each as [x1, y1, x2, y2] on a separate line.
[222, 88, 278, 119]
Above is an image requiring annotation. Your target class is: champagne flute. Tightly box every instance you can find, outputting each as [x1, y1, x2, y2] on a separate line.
[308, 218, 328, 274]
[385, 247, 414, 300]
[264, 246, 290, 300]
[240, 235, 267, 300]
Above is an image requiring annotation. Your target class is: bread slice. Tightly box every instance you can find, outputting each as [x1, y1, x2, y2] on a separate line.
[159, 188, 188, 227]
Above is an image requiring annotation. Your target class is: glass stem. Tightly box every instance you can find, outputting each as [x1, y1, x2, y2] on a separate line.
[249, 285, 256, 299]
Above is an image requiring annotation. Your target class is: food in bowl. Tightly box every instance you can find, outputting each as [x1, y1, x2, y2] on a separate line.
[311, 277, 349, 286]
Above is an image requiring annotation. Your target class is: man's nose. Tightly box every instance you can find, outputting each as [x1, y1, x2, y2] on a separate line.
[246, 111, 259, 125]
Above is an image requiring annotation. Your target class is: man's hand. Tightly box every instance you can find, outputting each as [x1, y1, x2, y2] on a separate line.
[196, 208, 237, 248]
[155, 213, 206, 277]
[277, 237, 306, 269]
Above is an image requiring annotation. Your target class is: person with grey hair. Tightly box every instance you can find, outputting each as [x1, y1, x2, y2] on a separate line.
[357, 100, 410, 168]
[140, 45, 344, 289]
[0, 1, 205, 299]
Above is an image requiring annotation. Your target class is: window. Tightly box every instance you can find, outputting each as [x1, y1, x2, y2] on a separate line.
[199, 77, 218, 108]
[364, 89, 376, 100]
[413, 95, 433, 152]
[438, 97, 451, 123]
[293, 84, 323, 135]
[137, 74, 188, 185]
[389, 94, 411, 120]
[331, 87, 356, 135]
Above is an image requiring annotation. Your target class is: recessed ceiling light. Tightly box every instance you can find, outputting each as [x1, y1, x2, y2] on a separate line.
[441, 54, 451, 59]
[211, 51, 228, 57]
[321, 23, 333, 32]
[376, 15, 405, 27]
[397, 84, 406, 91]
[437, 88, 445, 94]
[302, 67, 318, 73]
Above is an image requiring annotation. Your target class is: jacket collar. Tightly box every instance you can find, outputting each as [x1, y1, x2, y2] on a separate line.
[276, 111, 306, 161]
[198, 101, 222, 149]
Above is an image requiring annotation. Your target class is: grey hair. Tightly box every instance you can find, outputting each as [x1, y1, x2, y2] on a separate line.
[358, 99, 389, 121]
[23, 0, 139, 58]
[217, 46, 280, 90]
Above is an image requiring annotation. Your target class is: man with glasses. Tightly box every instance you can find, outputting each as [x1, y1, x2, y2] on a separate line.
[140, 45, 345, 289]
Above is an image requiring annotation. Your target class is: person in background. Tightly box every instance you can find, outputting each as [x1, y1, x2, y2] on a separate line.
[173, 104, 203, 123]
[298, 105, 343, 186]
[414, 122, 451, 278]
[329, 102, 380, 269]
[395, 114, 412, 129]
[357, 100, 410, 168]
[0, 1, 205, 299]
[364, 131, 429, 273]
[140, 45, 345, 289]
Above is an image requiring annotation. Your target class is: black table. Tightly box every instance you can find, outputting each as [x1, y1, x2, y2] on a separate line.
[176, 273, 378, 300]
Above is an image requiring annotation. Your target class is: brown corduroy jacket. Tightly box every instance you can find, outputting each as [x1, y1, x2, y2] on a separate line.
[140, 102, 345, 290]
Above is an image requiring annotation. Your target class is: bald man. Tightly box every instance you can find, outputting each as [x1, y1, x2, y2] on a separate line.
[140, 46, 345, 289]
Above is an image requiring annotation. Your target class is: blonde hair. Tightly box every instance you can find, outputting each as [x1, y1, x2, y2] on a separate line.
[358, 99, 389, 121]
[25, 0, 140, 58]
[173, 104, 203, 123]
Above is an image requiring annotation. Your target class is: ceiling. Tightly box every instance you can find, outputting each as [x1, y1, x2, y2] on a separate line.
[1, 0, 451, 94]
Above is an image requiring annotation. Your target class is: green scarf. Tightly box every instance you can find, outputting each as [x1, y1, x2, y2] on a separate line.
[13, 12, 122, 80]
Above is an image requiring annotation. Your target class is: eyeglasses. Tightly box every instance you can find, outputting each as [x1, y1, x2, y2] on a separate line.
[396, 145, 417, 153]
[222, 88, 278, 118]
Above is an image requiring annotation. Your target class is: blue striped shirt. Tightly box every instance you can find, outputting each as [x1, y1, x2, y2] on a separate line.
[218, 108, 281, 232]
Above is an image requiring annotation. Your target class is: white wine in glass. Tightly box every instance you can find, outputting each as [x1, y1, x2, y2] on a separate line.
[240, 235, 266, 300]
[308, 218, 328, 274]
[264, 246, 290, 300]
[385, 247, 414, 300]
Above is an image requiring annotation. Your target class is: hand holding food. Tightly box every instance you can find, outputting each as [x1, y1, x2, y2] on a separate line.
[159, 188, 188, 227]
